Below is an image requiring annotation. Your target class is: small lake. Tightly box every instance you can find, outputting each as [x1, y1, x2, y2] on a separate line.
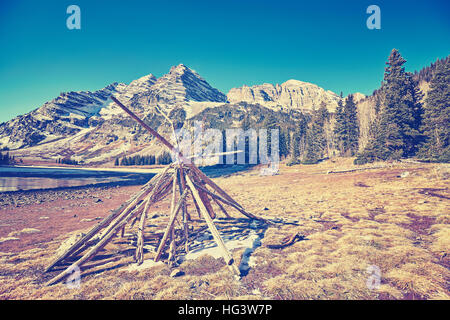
[0, 166, 157, 192]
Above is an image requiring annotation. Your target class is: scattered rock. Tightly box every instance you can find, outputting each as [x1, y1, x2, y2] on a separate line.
[170, 269, 184, 277]
[399, 171, 410, 178]
[94, 198, 103, 203]
[354, 181, 370, 188]
[188, 279, 209, 289]
[263, 207, 269, 211]
[80, 217, 102, 222]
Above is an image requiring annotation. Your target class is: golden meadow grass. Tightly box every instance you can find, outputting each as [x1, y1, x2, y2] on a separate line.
[0, 158, 448, 299]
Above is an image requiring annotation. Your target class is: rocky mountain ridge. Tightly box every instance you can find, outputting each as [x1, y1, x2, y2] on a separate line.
[0, 64, 387, 165]
[227, 79, 345, 112]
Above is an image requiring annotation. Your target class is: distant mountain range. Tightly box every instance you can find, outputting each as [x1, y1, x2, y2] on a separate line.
[0, 62, 435, 165]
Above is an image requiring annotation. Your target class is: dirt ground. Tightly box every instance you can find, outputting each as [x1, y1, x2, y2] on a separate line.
[0, 158, 449, 300]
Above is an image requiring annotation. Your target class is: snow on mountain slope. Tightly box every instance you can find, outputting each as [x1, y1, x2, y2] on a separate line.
[148, 64, 227, 105]
[2, 65, 229, 164]
[0, 84, 120, 150]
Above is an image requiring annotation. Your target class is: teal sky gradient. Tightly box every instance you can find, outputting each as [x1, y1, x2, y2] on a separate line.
[0, 0, 449, 123]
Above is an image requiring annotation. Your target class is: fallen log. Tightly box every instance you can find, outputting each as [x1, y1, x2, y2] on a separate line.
[326, 165, 386, 174]
[266, 233, 305, 249]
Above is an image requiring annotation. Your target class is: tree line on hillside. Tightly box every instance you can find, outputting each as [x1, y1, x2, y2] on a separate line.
[55, 158, 79, 165]
[413, 56, 450, 83]
[115, 152, 172, 166]
[0, 152, 16, 165]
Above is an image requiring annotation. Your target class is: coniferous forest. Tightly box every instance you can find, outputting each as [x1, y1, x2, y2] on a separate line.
[356, 50, 449, 164]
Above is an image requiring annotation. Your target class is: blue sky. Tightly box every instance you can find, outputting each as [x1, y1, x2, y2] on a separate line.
[0, 0, 449, 123]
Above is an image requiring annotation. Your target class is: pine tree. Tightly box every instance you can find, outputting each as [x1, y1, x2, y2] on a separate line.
[355, 49, 422, 164]
[157, 151, 172, 165]
[317, 102, 330, 124]
[262, 114, 278, 157]
[287, 131, 300, 166]
[221, 129, 227, 165]
[241, 113, 251, 164]
[344, 94, 359, 156]
[279, 129, 289, 160]
[334, 99, 346, 155]
[287, 115, 307, 166]
[303, 109, 327, 164]
[418, 58, 450, 162]
[114, 158, 119, 166]
[317, 102, 332, 157]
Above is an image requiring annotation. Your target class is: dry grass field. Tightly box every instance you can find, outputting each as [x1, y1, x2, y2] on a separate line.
[0, 158, 449, 300]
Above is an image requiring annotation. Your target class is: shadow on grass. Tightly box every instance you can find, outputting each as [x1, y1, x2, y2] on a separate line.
[198, 164, 256, 178]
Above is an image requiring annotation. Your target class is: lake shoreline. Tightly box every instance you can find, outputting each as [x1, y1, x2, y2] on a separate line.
[0, 181, 146, 207]
[0, 177, 149, 197]
[0, 165, 157, 192]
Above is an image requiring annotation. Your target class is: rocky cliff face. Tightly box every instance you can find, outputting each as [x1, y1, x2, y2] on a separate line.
[227, 79, 342, 112]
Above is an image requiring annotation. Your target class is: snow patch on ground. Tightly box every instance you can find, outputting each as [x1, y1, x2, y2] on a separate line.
[125, 259, 164, 272]
[182, 230, 262, 274]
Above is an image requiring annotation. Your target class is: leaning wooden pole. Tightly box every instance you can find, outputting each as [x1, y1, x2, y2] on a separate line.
[96, 166, 171, 241]
[177, 167, 190, 253]
[110, 96, 262, 219]
[45, 196, 151, 286]
[44, 175, 158, 272]
[192, 180, 273, 225]
[168, 169, 178, 264]
[135, 192, 154, 265]
[154, 189, 189, 262]
[111, 96, 178, 153]
[185, 174, 240, 275]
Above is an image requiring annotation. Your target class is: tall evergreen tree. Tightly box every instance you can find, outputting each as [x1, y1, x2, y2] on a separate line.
[303, 108, 327, 164]
[287, 114, 308, 165]
[355, 49, 423, 164]
[262, 113, 278, 159]
[334, 99, 346, 155]
[278, 129, 289, 160]
[344, 94, 359, 156]
[418, 58, 450, 162]
[241, 112, 251, 164]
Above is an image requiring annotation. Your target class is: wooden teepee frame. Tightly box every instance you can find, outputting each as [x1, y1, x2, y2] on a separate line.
[44, 96, 270, 286]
